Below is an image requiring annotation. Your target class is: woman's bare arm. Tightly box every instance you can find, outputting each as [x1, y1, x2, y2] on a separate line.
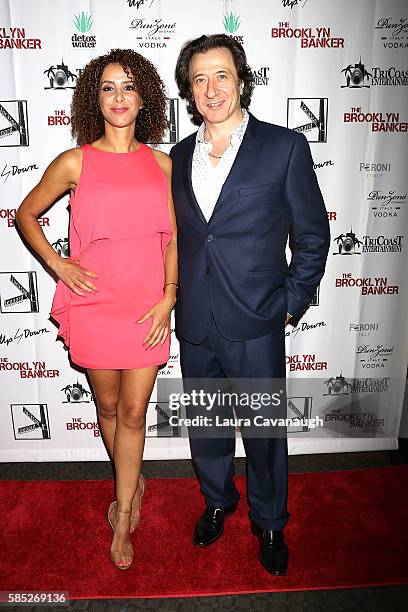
[15, 148, 98, 296]
[153, 149, 178, 302]
[138, 148, 178, 348]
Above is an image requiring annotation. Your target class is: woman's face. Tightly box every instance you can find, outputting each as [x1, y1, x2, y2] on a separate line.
[98, 62, 143, 129]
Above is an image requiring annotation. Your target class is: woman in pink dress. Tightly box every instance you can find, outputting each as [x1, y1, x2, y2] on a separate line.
[15, 49, 178, 570]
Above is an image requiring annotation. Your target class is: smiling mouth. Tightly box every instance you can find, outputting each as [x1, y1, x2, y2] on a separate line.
[207, 101, 224, 109]
[111, 107, 129, 114]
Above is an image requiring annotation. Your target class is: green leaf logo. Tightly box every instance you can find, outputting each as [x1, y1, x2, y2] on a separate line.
[73, 11, 93, 33]
[223, 12, 241, 34]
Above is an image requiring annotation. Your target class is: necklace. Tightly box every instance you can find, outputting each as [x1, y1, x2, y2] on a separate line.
[204, 126, 229, 160]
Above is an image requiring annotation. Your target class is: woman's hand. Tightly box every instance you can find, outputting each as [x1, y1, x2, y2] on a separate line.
[136, 295, 175, 349]
[52, 257, 98, 297]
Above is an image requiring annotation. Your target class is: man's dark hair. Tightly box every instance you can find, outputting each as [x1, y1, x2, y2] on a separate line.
[175, 34, 254, 126]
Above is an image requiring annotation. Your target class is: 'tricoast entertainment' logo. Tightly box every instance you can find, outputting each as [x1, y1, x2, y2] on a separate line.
[333, 229, 403, 254]
[323, 375, 389, 395]
[341, 58, 408, 87]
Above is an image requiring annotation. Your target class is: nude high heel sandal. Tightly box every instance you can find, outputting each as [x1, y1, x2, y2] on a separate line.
[130, 474, 146, 534]
[107, 505, 134, 570]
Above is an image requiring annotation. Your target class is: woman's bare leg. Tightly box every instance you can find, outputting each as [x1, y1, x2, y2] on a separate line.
[87, 368, 120, 461]
[109, 366, 158, 566]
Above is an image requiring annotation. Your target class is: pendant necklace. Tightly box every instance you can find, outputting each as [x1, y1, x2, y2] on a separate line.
[205, 127, 229, 160]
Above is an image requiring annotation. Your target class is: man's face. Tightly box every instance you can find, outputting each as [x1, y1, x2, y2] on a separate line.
[189, 47, 242, 126]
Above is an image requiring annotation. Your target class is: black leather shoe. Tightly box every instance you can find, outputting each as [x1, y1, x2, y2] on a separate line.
[251, 522, 289, 576]
[193, 503, 238, 547]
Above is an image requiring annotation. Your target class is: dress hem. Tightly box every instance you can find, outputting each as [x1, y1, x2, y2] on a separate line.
[69, 354, 170, 370]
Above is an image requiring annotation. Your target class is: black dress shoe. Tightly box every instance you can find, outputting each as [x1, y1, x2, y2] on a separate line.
[193, 503, 238, 547]
[251, 522, 288, 576]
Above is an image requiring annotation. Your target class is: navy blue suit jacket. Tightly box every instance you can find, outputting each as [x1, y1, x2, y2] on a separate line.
[169, 112, 331, 344]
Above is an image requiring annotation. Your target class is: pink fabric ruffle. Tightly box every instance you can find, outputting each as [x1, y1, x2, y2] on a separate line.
[49, 279, 71, 348]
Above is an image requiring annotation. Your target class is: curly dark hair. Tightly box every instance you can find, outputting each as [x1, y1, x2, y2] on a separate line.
[175, 34, 254, 126]
[71, 48, 168, 145]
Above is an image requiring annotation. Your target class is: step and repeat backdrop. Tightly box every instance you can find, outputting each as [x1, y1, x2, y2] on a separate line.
[0, 0, 407, 461]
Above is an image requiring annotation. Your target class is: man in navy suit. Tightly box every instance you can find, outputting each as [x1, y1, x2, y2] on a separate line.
[170, 34, 330, 575]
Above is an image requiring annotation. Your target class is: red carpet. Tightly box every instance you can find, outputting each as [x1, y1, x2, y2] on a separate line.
[0, 466, 407, 599]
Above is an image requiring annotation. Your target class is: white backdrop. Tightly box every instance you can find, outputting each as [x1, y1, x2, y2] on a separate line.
[0, 0, 407, 461]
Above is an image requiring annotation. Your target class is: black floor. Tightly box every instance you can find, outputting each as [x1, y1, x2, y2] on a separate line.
[1, 451, 407, 611]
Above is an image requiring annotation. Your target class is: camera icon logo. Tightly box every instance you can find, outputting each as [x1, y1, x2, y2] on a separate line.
[61, 381, 92, 403]
[44, 59, 78, 90]
[52, 238, 70, 258]
[324, 375, 352, 396]
[341, 59, 372, 88]
[333, 228, 363, 255]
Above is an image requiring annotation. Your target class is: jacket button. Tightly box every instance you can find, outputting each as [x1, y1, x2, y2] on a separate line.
[205, 267, 210, 273]
[207, 235, 214, 242]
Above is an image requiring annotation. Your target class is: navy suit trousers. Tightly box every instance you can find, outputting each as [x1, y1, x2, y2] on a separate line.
[179, 316, 290, 531]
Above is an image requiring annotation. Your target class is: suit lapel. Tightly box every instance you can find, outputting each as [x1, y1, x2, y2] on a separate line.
[185, 139, 207, 225]
[208, 114, 258, 222]
[183, 113, 259, 226]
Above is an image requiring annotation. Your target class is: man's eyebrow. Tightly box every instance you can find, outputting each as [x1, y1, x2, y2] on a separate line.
[192, 69, 231, 78]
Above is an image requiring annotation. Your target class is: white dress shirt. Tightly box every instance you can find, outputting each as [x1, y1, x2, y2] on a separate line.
[191, 109, 249, 222]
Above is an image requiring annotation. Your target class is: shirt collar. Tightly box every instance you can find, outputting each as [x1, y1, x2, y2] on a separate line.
[196, 108, 249, 149]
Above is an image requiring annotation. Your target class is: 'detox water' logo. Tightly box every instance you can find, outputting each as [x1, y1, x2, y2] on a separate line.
[71, 11, 96, 48]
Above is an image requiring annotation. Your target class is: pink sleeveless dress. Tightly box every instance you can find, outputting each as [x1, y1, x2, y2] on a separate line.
[50, 143, 173, 369]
